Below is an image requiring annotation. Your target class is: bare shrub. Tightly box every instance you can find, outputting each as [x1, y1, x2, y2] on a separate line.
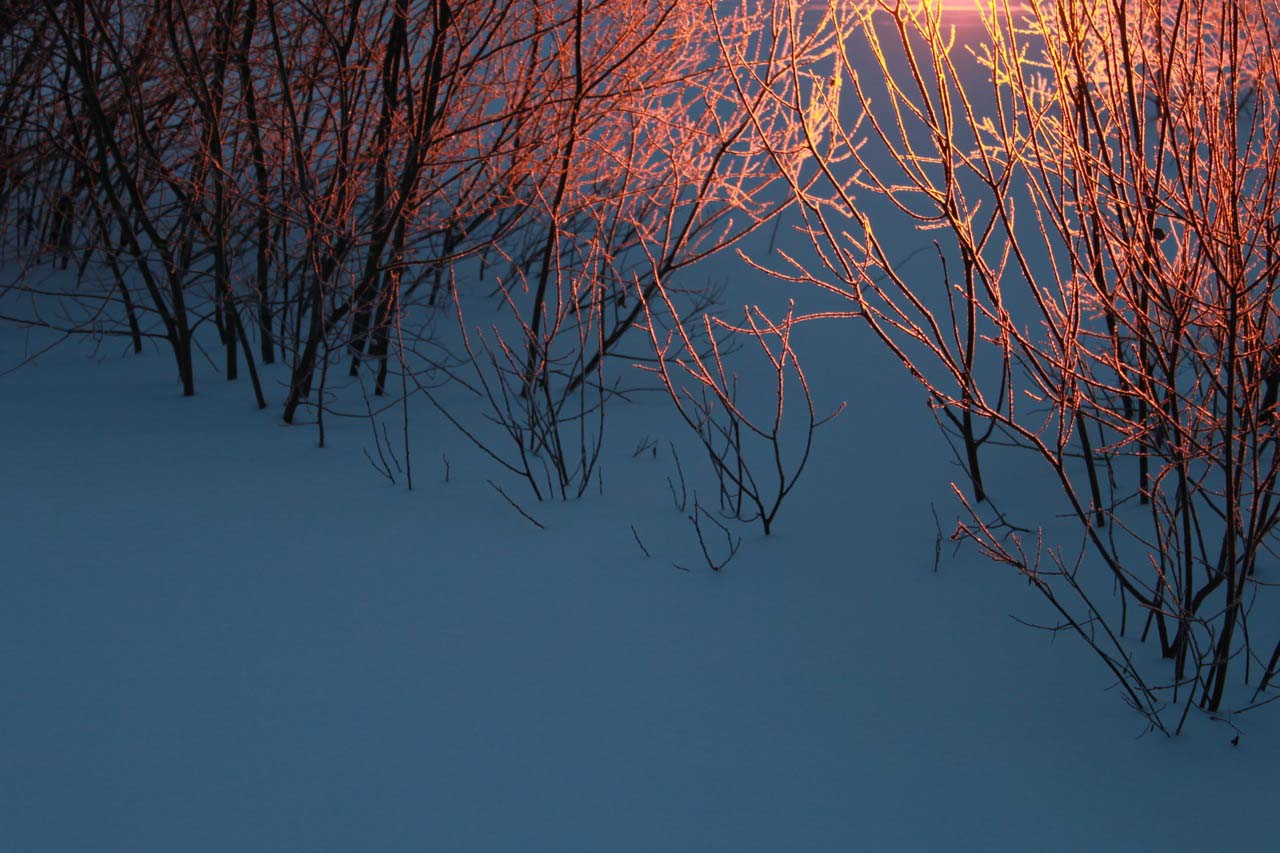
[640, 281, 846, 535]
[420, 0, 794, 500]
[732, 0, 1280, 733]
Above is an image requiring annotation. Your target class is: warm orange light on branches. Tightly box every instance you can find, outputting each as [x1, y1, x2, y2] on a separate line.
[10, 0, 1280, 734]
[2, 0, 795, 495]
[729, 0, 1280, 732]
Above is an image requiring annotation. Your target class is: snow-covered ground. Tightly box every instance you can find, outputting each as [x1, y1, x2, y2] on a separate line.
[4, 6, 1278, 846]
[2, 252, 1276, 851]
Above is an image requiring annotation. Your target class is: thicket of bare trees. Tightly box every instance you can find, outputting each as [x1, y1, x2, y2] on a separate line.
[0, 0, 792, 473]
[6, 0, 1280, 732]
[422, 0, 797, 499]
[6, 0, 513, 408]
[727, 0, 1280, 732]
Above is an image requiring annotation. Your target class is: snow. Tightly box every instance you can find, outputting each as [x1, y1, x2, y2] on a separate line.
[2, 262, 1277, 852]
[3, 7, 1278, 846]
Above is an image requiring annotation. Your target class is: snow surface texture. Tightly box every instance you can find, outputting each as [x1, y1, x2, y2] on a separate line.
[4, 9, 1279, 849]
[2, 263, 1276, 853]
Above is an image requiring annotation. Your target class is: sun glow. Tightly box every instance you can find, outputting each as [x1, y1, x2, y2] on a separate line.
[898, 0, 1031, 15]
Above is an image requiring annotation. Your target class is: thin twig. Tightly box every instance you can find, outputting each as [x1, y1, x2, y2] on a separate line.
[631, 524, 652, 558]
[488, 479, 545, 530]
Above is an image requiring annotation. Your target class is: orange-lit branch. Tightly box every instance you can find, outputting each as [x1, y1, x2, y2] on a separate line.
[731, 0, 1280, 729]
